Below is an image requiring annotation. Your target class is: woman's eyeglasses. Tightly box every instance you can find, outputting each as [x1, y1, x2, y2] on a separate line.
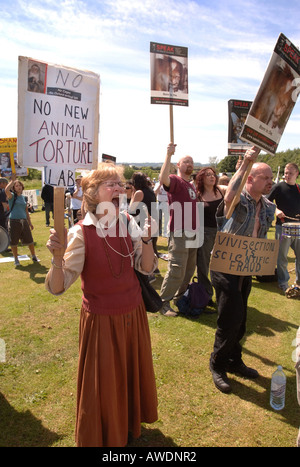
[101, 181, 125, 189]
[126, 186, 133, 190]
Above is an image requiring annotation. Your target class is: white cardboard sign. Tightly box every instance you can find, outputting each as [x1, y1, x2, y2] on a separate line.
[18, 57, 100, 170]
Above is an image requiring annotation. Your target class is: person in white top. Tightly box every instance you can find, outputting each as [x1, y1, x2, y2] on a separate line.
[154, 177, 169, 237]
[71, 176, 83, 223]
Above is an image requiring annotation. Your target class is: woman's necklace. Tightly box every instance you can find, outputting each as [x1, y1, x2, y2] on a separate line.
[102, 235, 125, 279]
[97, 219, 137, 276]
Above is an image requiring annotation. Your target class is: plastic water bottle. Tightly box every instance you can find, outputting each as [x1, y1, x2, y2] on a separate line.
[270, 365, 286, 410]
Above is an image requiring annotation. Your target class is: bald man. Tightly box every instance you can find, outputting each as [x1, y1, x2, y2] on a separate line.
[159, 143, 200, 317]
[209, 147, 276, 393]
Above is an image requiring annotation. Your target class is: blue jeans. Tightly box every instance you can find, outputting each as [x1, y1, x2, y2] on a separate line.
[275, 224, 300, 288]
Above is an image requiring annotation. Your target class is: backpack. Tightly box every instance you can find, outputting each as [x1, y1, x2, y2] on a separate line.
[177, 276, 210, 318]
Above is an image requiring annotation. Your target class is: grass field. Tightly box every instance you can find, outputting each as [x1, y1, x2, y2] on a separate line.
[0, 198, 299, 447]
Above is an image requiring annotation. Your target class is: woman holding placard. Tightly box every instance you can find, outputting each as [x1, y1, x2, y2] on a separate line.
[45, 163, 158, 447]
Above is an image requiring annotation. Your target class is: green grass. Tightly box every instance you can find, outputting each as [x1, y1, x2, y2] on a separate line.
[0, 198, 299, 447]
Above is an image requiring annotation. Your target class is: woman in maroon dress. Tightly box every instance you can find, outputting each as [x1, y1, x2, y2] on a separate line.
[45, 163, 158, 447]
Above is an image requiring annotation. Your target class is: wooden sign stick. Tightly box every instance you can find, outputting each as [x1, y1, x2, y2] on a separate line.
[225, 161, 254, 219]
[169, 105, 174, 143]
[53, 186, 66, 257]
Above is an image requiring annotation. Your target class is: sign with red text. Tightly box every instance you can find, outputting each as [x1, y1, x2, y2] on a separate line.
[150, 42, 188, 106]
[210, 232, 279, 276]
[102, 153, 116, 163]
[240, 33, 300, 155]
[228, 99, 252, 156]
[43, 166, 76, 188]
[18, 57, 100, 169]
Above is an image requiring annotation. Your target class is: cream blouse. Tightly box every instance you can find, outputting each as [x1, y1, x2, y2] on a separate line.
[45, 211, 158, 295]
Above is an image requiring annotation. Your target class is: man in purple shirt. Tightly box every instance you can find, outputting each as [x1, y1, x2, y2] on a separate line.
[159, 143, 200, 316]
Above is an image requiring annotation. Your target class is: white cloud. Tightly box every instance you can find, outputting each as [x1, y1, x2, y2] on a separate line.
[1, 0, 300, 164]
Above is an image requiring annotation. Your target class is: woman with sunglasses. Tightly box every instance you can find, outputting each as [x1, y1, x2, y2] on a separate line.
[125, 180, 134, 205]
[45, 163, 158, 447]
[195, 168, 227, 304]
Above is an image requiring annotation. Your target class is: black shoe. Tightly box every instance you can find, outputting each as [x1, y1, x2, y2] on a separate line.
[227, 362, 259, 379]
[209, 362, 232, 393]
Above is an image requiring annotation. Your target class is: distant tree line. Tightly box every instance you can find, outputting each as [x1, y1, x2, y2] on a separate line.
[217, 147, 300, 178]
[20, 148, 300, 183]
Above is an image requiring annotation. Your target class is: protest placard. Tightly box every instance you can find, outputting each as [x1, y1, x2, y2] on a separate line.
[228, 99, 252, 156]
[43, 166, 76, 188]
[0, 137, 27, 177]
[210, 232, 279, 276]
[23, 190, 38, 210]
[240, 33, 300, 155]
[102, 153, 116, 163]
[18, 57, 100, 169]
[150, 42, 188, 107]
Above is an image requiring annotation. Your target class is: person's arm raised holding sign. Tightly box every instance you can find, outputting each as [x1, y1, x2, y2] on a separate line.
[224, 146, 260, 219]
[209, 147, 276, 394]
[159, 142, 177, 188]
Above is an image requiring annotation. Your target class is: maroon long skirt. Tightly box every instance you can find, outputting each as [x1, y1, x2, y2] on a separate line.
[75, 302, 158, 447]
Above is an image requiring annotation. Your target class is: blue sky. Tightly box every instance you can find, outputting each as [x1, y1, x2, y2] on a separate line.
[0, 0, 299, 165]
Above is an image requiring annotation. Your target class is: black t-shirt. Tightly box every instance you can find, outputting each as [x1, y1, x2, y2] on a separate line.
[267, 181, 300, 224]
[141, 187, 156, 216]
[0, 189, 7, 218]
[129, 187, 157, 227]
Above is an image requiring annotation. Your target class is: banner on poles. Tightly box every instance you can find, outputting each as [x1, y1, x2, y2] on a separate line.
[240, 33, 300, 155]
[228, 100, 252, 156]
[18, 57, 100, 169]
[150, 42, 188, 106]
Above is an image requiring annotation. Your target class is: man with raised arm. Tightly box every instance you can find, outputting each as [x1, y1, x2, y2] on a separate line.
[159, 143, 199, 317]
[209, 146, 276, 393]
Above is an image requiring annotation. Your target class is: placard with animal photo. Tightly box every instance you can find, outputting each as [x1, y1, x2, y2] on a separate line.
[0, 137, 28, 177]
[228, 99, 252, 156]
[150, 42, 188, 106]
[240, 33, 300, 155]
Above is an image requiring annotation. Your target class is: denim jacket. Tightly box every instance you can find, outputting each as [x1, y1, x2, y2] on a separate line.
[216, 190, 276, 238]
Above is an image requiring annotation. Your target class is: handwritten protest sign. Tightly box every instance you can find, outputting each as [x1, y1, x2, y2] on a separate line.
[18, 57, 100, 170]
[240, 33, 300, 155]
[43, 166, 76, 188]
[210, 232, 279, 276]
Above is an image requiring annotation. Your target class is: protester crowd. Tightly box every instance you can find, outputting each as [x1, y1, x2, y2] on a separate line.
[1, 146, 299, 447]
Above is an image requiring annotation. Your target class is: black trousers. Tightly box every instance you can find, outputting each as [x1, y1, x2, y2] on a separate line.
[210, 271, 252, 370]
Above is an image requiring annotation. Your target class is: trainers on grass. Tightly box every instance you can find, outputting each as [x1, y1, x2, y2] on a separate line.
[159, 301, 178, 317]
